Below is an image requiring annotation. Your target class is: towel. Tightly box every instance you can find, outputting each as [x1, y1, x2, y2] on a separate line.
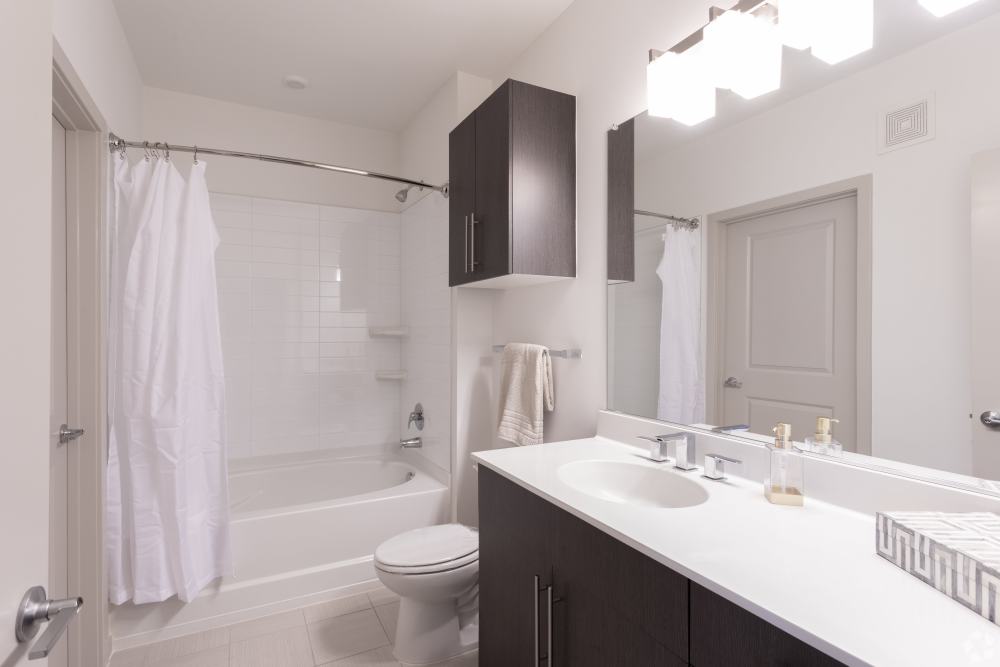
[497, 343, 554, 446]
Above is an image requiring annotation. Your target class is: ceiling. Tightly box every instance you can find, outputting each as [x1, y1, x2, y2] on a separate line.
[635, 0, 1000, 160]
[113, 0, 574, 131]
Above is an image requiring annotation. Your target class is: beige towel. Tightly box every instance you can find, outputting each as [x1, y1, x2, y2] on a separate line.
[497, 343, 554, 446]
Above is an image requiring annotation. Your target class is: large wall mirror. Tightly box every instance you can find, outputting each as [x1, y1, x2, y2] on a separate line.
[607, 1, 1000, 493]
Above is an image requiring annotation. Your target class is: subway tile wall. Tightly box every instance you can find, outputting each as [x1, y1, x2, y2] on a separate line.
[211, 193, 402, 460]
[400, 194, 452, 473]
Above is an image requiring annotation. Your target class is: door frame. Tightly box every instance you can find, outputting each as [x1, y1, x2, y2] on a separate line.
[52, 42, 110, 667]
[704, 176, 873, 456]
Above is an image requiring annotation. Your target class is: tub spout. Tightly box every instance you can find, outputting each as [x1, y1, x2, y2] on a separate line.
[400, 437, 422, 449]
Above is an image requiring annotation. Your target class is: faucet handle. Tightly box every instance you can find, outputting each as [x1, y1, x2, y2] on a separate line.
[703, 453, 742, 480]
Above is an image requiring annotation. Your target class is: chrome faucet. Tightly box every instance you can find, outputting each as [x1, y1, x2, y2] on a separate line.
[637, 433, 698, 471]
[399, 437, 422, 449]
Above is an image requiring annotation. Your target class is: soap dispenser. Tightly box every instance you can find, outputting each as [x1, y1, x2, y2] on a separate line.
[802, 417, 841, 457]
[765, 422, 804, 506]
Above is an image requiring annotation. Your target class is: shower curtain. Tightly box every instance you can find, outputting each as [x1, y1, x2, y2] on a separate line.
[655, 225, 705, 424]
[106, 156, 232, 604]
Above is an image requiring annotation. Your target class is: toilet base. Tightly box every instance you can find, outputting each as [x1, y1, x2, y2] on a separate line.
[393, 597, 479, 666]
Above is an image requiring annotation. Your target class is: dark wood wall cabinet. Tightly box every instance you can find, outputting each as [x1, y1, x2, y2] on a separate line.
[607, 118, 635, 284]
[448, 79, 576, 288]
[479, 467, 846, 667]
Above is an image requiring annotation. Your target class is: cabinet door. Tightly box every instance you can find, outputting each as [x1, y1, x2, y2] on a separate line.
[473, 81, 511, 282]
[553, 503, 688, 665]
[479, 468, 558, 667]
[448, 112, 476, 286]
[690, 583, 845, 666]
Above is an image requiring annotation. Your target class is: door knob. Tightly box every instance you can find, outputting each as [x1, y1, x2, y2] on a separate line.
[58, 424, 85, 444]
[981, 411, 1000, 428]
[15, 586, 82, 660]
[723, 377, 743, 389]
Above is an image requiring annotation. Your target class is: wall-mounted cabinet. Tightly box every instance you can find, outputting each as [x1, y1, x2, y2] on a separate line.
[606, 118, 634, 284]
[449, 79, 576, 288]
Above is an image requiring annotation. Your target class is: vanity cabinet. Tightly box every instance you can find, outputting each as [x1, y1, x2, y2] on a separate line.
[479, 467, 844, 667]
[448, 79, 576, 288]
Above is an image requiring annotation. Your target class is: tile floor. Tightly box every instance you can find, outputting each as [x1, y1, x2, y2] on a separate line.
[109, 586, 478, 667]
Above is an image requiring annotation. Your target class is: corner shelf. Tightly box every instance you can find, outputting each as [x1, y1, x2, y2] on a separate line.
[369, 326, 409, 339]
[375, 370, 407, 381]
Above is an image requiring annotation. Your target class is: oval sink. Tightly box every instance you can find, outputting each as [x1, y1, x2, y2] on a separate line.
[557, 460, 709, 509]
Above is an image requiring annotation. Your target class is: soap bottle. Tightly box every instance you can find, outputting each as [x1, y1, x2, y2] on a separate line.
[802, 417, 841, 457]
[765, 422, 804, 506]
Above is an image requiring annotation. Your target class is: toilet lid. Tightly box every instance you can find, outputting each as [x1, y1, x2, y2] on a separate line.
[375, 524, 479, 569]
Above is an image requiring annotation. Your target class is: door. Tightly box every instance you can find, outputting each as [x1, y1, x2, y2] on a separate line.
[719, 193, 858, 450]
[49, 115, 70, 667]
[449, 113, 476, 286]
[473, 82, 511, 282]
[479, 468, 557, 667]
[971, 150, 1000, 478]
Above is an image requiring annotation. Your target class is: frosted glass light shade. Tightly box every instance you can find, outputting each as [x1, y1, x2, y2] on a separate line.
[810, 0, 873, 65]
[778, 0, 818, 50]
[646, 46, 716, 126]
[704, 10, 782, 100]
[918, 0, 981, 16]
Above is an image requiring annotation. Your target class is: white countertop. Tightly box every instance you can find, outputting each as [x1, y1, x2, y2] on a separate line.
[473, 436, 1000, 667]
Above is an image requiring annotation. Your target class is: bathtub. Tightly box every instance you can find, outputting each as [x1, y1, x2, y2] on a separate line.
[110, 449, 450, 648]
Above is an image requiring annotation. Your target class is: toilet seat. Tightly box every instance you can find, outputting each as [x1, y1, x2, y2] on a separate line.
[374, 524, 479, 575]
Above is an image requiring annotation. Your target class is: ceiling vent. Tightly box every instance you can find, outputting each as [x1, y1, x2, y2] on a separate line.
[879, 95, 935, 153]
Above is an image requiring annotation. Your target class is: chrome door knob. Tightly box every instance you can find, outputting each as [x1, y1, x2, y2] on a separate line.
[981, 411, 1000, 428]
[58, 424, 85, 444]
[723, 376, 743, 389]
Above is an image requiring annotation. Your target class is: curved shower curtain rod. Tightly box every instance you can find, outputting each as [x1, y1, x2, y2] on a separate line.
[107, 133, 450, 199]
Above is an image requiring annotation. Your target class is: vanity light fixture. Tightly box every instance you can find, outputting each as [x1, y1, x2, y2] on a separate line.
[647, 44, 717, 126]
[918, 0, 982, 16]
[703, 9, 782, 99]
[777, 0, 874, 64]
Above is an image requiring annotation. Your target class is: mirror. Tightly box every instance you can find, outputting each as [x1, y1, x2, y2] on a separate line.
[607, 2, 1000, 491]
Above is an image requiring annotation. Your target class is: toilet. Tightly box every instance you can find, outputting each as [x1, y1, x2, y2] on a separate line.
[374, 524, 480, 666]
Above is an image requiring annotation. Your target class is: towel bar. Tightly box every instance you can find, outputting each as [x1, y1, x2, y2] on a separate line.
[491, 345, 582, 359]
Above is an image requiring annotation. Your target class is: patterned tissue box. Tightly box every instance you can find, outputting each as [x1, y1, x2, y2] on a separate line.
[876, 511, 1000, 625]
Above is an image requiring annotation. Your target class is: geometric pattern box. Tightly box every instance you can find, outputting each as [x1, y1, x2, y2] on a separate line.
[876, 511, 1000, 626]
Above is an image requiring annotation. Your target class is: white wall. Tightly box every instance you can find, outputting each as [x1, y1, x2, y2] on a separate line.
[0, 1, 53, 662]
[633, 16, 1000, 473]
[211, 193, 402, 460]
[53, 0, 143, 135]
[142, 87, 402, 212]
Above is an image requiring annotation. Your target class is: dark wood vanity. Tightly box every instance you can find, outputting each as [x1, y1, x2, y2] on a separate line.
[448, 79, 576, 287]
[479, 467, 844, 666]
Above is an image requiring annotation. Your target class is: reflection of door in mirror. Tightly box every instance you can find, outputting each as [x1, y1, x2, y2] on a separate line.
[706, 180, 871, 455]
[971, 150, 1000, 478]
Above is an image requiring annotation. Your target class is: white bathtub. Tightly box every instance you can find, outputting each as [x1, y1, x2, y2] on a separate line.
[110, 449, 450, 648]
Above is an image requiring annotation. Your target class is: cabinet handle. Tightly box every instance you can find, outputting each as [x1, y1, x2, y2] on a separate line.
[464, 215, 469, 274]
[469, 212, 478, 272]
[533, 575, 540, 667]
[546, 584, 554, 667]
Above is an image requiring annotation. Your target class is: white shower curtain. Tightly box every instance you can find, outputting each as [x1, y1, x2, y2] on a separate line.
[107, 157, 232, 604]
[655, 225, 705, 424]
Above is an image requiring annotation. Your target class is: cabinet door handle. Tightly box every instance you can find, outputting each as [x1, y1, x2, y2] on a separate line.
[533, 575, 540, 667]
[546, 584, 554, 667]
[469, 212, 478, 272]
[464, 215, 469, 274]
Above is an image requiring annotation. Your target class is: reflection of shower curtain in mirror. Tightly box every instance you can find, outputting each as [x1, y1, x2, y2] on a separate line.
[656, 226, 705, 424]
[107, 157, 232, 604]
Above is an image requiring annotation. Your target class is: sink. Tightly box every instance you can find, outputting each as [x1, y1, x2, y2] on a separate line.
[557, 460, 709, 508]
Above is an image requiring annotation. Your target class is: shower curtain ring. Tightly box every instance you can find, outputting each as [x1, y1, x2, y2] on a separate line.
[143, 141, 150, 161]
[193, 145, 198, 165]
[164, 142, 170, 162]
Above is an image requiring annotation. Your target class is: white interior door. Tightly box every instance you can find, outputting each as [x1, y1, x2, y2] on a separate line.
[49, 116, 69, 667]
[971, 150, 1000, 478]
[720, 194, 858, 449]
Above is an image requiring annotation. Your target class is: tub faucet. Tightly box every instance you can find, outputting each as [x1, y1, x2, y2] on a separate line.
[400, 437, 422, 449]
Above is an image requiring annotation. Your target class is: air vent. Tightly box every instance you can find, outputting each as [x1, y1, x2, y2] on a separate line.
[879, 95, 935, 153]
